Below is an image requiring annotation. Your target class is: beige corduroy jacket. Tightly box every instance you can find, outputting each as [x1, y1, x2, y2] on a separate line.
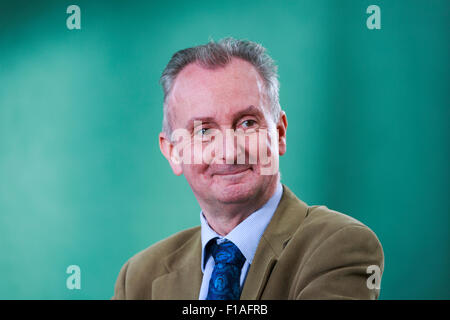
[113, 185, 384, 300]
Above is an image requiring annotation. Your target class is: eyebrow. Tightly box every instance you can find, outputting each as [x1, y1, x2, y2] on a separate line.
[232, 105, 264, 122]
[185, 105, 263, 130]
[185, 116, 216, 131]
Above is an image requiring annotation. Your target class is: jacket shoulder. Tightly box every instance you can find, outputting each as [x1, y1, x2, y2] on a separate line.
[298, 204, 382, 254]
[113, 226, 200, 299]
[295, 206, 384, 299]
[280, 185, 373, 239]
[305, 205, 367, 231]
[278, 199, 384, 299]
[130, 225, 201, 267]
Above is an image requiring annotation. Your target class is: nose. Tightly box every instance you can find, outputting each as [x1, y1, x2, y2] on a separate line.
[221, 129, 238, 165]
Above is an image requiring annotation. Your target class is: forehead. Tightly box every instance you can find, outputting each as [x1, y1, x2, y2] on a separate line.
[167, 58, 268, 127]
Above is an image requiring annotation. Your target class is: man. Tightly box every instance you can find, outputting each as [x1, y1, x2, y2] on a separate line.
[113, 38, 384, 300]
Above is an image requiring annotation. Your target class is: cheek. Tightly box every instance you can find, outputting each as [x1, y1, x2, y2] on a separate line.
[182, 164, 209, 181]
[249, 130, 277, 163]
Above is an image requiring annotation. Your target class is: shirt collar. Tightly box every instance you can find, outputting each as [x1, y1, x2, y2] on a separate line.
[200, 182, 283, 272]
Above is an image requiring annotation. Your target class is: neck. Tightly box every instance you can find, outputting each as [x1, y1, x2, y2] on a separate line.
[200, 177, 279, 236]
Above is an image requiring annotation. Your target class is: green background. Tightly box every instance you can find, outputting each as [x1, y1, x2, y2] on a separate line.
[0, 0, 448, 299]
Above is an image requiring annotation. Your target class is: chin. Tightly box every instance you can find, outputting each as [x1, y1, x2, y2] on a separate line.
[212, 181, 260, 204]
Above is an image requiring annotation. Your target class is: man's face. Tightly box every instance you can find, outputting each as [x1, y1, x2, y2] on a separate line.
[160, 58, 287, 206]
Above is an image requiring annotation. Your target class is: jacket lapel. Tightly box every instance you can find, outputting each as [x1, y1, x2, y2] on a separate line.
[151, 231, 203, 299]
[240, 236, 278, 299]
[240, 185, 309, 299]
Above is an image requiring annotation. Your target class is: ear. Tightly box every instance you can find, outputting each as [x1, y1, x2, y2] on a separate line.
[159, 132, 183, 176]
[277, 111, 288, 156]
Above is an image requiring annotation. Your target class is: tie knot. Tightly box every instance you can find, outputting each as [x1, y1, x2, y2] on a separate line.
[210, 239, 245, 268]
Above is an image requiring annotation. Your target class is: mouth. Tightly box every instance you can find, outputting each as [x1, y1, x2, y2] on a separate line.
[211, 166, 252, 177]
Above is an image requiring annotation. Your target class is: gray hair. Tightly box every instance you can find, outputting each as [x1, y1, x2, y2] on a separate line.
[160, 37, 281, 137]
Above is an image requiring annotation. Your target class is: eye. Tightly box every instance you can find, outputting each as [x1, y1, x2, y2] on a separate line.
[196, 127, 210, 136]
[241, 119, 257, 129]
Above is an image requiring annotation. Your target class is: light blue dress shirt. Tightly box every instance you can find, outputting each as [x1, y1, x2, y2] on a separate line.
[198, 182, 283, 300]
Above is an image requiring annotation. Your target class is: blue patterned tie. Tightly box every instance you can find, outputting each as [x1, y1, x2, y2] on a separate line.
[206, 239, 246, 300]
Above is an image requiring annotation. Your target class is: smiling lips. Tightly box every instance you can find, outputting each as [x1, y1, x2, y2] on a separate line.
[210, 165, 252, 176]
